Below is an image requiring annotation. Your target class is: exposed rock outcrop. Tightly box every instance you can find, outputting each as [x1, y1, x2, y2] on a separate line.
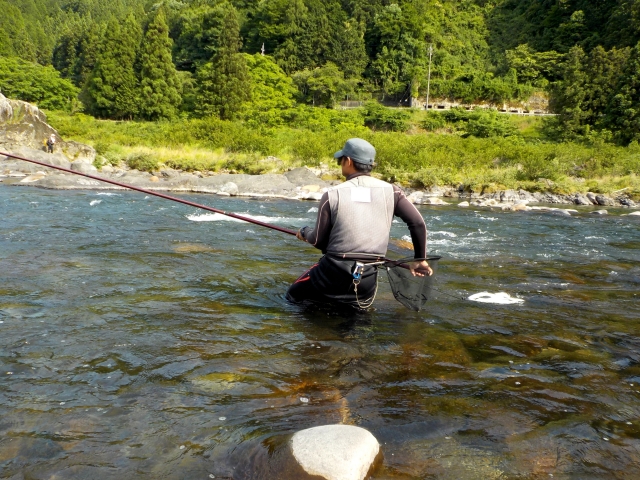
[0, 93, 95, 164]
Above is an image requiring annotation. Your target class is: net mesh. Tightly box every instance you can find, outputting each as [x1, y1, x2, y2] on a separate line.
[385, 256, 440, 311]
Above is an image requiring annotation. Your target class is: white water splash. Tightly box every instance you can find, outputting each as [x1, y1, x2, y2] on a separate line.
[186, 213, 306, 223]
[432, 230, 457, 238]
[307, 207, 318, 213]
[90, 200, 102, 206]
[96, 192, 120, 196]
[468, 292, 524, 305]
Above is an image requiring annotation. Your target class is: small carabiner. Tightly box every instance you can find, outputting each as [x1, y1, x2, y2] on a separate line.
[352, 261, 365, 281]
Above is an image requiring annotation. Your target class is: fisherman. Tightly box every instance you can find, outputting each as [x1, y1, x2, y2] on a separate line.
[46, 134, 56, 154]
[287, 138, 432, 309]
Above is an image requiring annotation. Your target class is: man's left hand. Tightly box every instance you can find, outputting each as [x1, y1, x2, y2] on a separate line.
[409, 260, 432, 277]
[296, 227, 308, 242]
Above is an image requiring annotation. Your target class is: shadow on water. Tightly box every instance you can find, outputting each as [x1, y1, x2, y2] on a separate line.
[1, 188, 640, 478]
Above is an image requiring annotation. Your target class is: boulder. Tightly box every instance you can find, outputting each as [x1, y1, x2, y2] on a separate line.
[595, 194, 615, 206]
[573, 194, 592, 205]
[284, 167, 328, 188]
[421, 197, 448, 205]
[626, 211, 640, 216]
[301, 184, 321, 193]
[510, 203, 529, 212]
[458, 201, 470, 207]
[20, 173, 46, 183]
[590, 210, 608, 215]
[290, 425, 380, 480]
[406, 191, 424, 204]
[11, 146, 71, 171]
[586, 192, 599, 205]
[0, 94, 12, 123]
[219, 181, 239, 196]
[63, 141, 96, 164]
[618, 197, 637, 207]
[70, 161, 98, 175]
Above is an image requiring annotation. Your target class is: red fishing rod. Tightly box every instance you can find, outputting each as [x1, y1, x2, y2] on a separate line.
[0, 150, 297, 236]
[0, 150, 436, 277]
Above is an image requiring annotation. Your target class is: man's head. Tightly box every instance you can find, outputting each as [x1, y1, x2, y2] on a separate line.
[334, 138, 376, 174]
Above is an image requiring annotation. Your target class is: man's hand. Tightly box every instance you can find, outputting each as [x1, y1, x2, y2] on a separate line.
[409, 260, 432, 277]
[296, 227, 308, 242]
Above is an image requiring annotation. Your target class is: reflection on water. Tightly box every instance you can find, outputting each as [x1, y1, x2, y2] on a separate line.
[1, 186, 640, 479]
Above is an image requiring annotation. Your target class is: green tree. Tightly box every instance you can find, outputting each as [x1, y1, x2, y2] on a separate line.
[0, 56, 79, 110]
[549, 45, 588, 137]
[84, 15, 141, 119]
[606, 42, 640, 144]
[139, 8, 181, 120]
[292, 62, 355, 107]
[195, 2, 250, 119]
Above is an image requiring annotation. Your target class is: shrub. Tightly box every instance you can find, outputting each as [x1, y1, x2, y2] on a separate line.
[126, 153, 159, 172]
[421, 112, 447, 131]
[363, 102, 410, 131]
[464, 110, 519, 138]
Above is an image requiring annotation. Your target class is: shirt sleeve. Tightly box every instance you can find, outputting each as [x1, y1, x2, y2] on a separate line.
[301, 192, 332, 252]
[393, 186, 428, 258]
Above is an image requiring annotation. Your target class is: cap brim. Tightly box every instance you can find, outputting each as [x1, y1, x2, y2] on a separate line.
[333, 149, 344, 159]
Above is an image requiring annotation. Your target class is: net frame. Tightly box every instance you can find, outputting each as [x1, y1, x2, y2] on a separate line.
[384, 256, 440, 311]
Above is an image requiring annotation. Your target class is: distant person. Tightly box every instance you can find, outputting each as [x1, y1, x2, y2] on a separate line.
[287, 138, 432, 309]
[46, 134, 56, 153]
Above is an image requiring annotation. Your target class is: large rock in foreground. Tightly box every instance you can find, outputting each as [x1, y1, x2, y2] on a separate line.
[290, 425, 380, 480]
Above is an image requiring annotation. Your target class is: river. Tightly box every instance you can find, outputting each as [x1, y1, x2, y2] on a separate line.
[1, 186, 639, 479]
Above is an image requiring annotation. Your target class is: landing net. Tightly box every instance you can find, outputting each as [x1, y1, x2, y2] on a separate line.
[384, 256, 440, 311]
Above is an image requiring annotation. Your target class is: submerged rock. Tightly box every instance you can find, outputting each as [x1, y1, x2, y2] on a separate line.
[290, 425, 380, 480]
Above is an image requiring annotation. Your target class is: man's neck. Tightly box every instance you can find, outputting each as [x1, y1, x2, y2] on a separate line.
[346, 172, 370, 180]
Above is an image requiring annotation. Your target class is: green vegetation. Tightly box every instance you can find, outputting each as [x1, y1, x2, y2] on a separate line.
[0, 57, 78, 111]
[47, 109, 640, 199]
[1, 0, 640, 198]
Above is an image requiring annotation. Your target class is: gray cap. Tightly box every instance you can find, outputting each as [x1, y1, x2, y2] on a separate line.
[333, 138, 376, 165]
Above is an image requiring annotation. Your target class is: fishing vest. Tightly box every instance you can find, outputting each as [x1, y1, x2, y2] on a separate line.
[326, 175, 395, 258]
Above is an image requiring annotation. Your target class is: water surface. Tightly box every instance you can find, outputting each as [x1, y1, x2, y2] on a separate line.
[1, 186, 639, 479]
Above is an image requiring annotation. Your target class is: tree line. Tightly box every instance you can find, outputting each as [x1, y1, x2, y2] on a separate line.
[2, 0, 640, 144]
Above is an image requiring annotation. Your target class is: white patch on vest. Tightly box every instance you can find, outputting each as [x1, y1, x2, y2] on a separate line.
[351, 187, 371, 203]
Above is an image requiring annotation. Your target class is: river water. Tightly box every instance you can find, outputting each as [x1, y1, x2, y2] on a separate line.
[1, 185, 639, 479]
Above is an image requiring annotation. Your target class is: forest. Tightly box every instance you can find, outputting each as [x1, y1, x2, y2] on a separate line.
[2, 0, 640, 184]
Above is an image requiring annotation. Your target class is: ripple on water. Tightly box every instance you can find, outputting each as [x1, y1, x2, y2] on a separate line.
[1, 188, 640, 478]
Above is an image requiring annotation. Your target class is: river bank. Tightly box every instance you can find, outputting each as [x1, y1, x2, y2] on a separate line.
[2, 146, 639, 218]
[1, 94, 639, 213]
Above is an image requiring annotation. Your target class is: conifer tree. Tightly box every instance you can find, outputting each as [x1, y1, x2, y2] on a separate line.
[549, 45, 588, 137]
[196, 2, 250, 119]
[606, 42, 640, 144]
[139, 8, 181, 120]
[85, 15, 141, 119]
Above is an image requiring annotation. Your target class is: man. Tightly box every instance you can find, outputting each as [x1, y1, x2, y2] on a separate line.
[287, 138, 432, 309]
[46, 134, 56, 154]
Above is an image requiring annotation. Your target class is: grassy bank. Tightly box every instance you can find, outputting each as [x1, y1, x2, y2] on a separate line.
[47, 110, 640, 199]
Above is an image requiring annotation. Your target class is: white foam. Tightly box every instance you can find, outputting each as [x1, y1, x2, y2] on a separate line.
[96, 192, 120, 196]
[468, 292, 524, 305]
[186, 213, 306, 223]
[90, 200, 102, 206]
[307, 207, 318, 213]
[432, 231, 457, 238]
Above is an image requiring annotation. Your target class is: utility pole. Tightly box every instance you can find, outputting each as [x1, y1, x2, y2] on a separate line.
[425, 44, 433, 111]
[261, 43, 265, 56]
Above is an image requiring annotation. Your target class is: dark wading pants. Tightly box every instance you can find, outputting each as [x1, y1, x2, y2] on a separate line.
[286, 255, 378, 309]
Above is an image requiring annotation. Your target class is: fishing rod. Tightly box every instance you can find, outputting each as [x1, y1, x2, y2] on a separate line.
[0, 150, 296, 235]
[1, 150, 435, 275]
